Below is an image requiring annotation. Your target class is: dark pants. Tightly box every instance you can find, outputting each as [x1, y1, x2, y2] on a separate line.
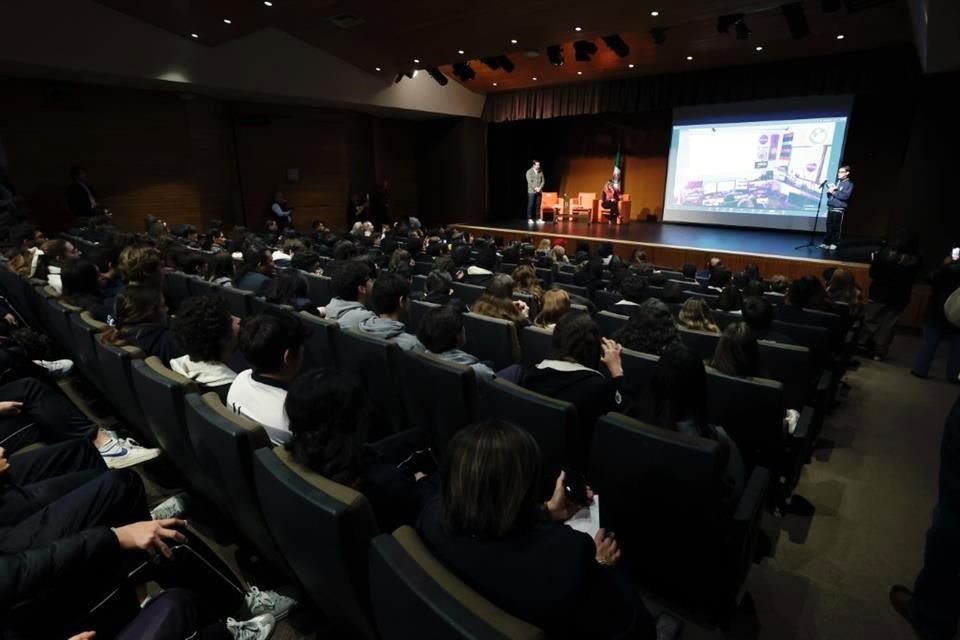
[0, 438, 106, 526]
[527, 192, 542, 220]
[823, 208, 845, 245]
[0, 377, 97, 453]
[602, 200, 619, 223]
[912, 505, 960, 639]
[913, 319, 960, 380]
[113, 588, 231, 640]
[859, 301, 905, 358]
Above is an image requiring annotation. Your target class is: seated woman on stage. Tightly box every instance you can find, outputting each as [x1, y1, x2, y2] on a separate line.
[601, 180, 620, 225]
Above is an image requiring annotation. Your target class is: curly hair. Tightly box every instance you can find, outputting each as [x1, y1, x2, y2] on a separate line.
[118, 245, 163, 286]
[284, 368, 370, 488]
[171, 296, 233, 362]
[614, 298, 680, 356]
[511, 264, 544, 302]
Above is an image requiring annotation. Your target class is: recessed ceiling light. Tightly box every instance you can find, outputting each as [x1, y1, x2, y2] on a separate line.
[190, 33, 199, 38]
[686, 55, 694, 60]
[375, 66, 381, 71]
[755, 46, 763, 51]
[457, 49, 465, 55]
[493, 82, 498, 86]
[836, 34, 845, 40]
[574, 26, 583, 32]
[628, 63, 635, 68]
[510, 38, 518, 44]
[263, 1, 272, 6]
[413, 58, 420, 64]
[577, 71, 583, 75]
[532, 76, 538, 80]
[223, 18, 231, 24]
[650, 10, 659, 16]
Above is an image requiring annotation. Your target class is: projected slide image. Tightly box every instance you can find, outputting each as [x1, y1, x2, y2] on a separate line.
[671, 120, 837, 216]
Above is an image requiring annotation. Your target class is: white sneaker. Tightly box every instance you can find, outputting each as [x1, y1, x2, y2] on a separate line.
[227, 614, 276, 640]
[32, 359, 74, 378]
[817, 243, 829, 249]
[245, 587, 297, 621]
[150, 493, 191, 520]
[98, 436, 161, 469]
[829, 244, 838, 251]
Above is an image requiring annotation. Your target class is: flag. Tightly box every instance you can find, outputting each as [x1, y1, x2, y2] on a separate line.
[612, 145, 623, 191]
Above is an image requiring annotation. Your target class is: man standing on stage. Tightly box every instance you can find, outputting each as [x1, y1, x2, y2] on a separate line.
[526, 160, 544, 222]
[820, 165, 854, 252]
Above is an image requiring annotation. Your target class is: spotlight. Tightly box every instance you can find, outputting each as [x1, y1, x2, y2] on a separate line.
[426, 67, 448, 86]
[733, 19, 751, 39]
[480, 55, 515, 72]
[452, 62, 476, 81]
[573, 40, 598, 62]
[546, 45, 564, 66]
[394, 70, 415, 83]
[498, 56, 515, 72]
[602, 34, 630, 57]
[716, 13, 744, 33]
[781, 2, 809, 39]
[650, 27, 666, 45]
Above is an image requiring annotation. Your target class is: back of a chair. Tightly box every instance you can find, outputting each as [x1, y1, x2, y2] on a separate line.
[69, 312, 107, 390]
[595, 310, 629, 338]
[705, 369, 785, 473]
[554, 282, 588, 300]
[519, 326, 553, 369]
[677, 327, 721, 361]
[335, 329, 407, 435]
[131, 357, 207, 494]
[588, 413, 726, 598]
[771, 320, 829, 369]
[253, 447, 379, 639]
[94, 339, 151, 442]
[187, 277, 218, 299]
[184, 393, 289, 573]
[480, 378, 577, 487]
[452, 282, 485, 308]
[619, 348, 659, 400]
[369, 527, 544, 640]
[408, 300, 440, 336]
[577, 192, 596, 207]
[304, 274, 334, 307]
[219, 286, 254, 318]
[593, 290, 622, 311]
[299, 312, 339, 368]
[462, 313, 520, 371]
[163, 272, 194, 310]
[411, 274, 428, 291]
[44, 297, 74, 348]
[397, 350, 477, 456]
[758, 341, 812, 410]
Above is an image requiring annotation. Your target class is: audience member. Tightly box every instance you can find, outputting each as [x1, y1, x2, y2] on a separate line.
[471, 274, 530, 328]
[769, 275, 790, 294]
[228, 313, 304, 441]
[324, 260, 377, 329]
[36, 238, 81, 293]
[860, 238, 921, 360]
[234, 247, 275, 296]
[207, 252, 236, 287]
[60, 258, 107, 319]
[263, 270, 314, 313]
[715, 284, 744, 313]
[512, 264, 545, 306]
[291, 250, 321, 275]
[533, 289, 571, 330]
[416, 304, 495, 380]
[107, 286, 183, 364]
[677, 298, 720, 333]
[614, 299, 680, 356]
[709, 322, 762, 378]
[741, 296, 795, 345]
[826, 267, 863, 315]
[118, 245, 163, 289]
[65, 166, 101, 218]
[170, 296, 239, 401]
[614, 273, 647, 309]
[421, 270, 454, 305]
[417, 420, 655, 639]
[551, 245, 569, 264]
[464, 244, 497, 287]
[358, 271, 421, 351]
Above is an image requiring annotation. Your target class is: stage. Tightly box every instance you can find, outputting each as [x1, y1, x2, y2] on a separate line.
[453, 220, 879, 282]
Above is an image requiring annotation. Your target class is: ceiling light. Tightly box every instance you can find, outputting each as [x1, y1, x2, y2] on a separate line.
[686, 55, 694, 60]
[577, 71, 583, 75]
[651, 10, 659, 16]
[457, 49, 465, 55]
[532, 76, 538, 81]
[375, 66, 381, 71]
[223, 18, 231, 24]
[190, 33, 199, 38]
[628, 63, 635, 68]
[493, 82, 498, 86]
[263, 1, 272, 6]
[755, 46, 763, 51]
[574, 26, 582, 32]
[836, 34, 845, 40]
[510, 38, 518, 44]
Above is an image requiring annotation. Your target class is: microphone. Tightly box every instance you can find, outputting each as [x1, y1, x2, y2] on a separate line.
[819, 179, 829, 188]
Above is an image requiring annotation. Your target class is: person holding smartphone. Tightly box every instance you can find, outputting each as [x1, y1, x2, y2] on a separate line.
[911, 248, 960, 381]
[818, 165, 854, 251]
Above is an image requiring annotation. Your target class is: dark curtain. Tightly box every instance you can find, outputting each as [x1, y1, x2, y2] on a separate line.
[483, 45, 920, 123]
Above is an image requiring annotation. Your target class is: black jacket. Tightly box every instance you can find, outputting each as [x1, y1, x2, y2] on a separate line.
[65, 182, 98, 218]
[417, 501, 654, 639]
[925, 261, 960, 326]
[234, 272, 273, 297]
[868, 249, 920, 307]
[123, 323, 183, 365]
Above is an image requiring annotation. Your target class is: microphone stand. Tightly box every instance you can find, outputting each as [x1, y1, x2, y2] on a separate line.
[796, 181, 828, 250]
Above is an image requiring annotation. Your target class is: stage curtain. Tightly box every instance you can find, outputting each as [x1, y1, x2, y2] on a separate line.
[482, 45, 919, 123]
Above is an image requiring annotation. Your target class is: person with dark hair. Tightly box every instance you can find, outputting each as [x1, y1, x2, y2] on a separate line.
[324, 260, 377, 329]
[677, 298, 720, 333]
[207, 228, 228, 253]
[512, 264, 544, 307]
[170, 296, 239, 401]
[106, 286, 183, 364]
[177, 251, 207, 278]
[5, 222, 46, 278]
[741, 296, 795, 345]
[270, 190, 293, 233]
[36, 239, 81, 293]
[715, 284, 744, 313]
[465, 245, 497, 287]
[709, 322, 762, 378]
[521, 311, 627, 464]
[421, 270, 455, 306]
[417, 420, 656, 639]
[708, 268, 733, 291]
[207, 252, 236, 287]
[233, 247, 275, 296]
[291, 250, 321, 275]
[263, 270, 314, 313]
[525, 160, 544, 222]
[534, 289, 571, 330]
[60, 258, 106, 318]
[358, 272, 420, 351]
[860, 238, 921, 360]
[681, 263, 698, 283]
[819, 165, 854, 251]
[574, 257, 605, 300]
[614, 273, 647, 309]
[660, 280, 683, 303]
[769, 275, 790, 294]
[470, 274, 530, 328]
[417, 304, 494, 380]
[614, 299, 680, 356]
[285, 368, 433, 531]
[228, 314, 304, 440]
[65, 166, 102, 218]
[784, 275, 828, 312]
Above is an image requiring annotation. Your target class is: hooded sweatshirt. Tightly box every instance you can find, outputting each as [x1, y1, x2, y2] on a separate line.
[358, 316, 422, 351]
[325, 297, 377, 330]
[435, 348, 496, 382]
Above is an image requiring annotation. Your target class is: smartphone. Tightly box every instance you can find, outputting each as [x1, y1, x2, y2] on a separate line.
[952, 247, 959, 262]
[563, 468, 589, 507]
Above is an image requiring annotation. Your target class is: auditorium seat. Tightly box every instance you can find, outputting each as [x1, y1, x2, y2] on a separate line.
[368, 527, 544, 640]
[304, 273, 334, 307]
[519, 326, 553, 369]
[588, 413, 769, 615]
[451, 282, 485, 308]
[534, 267, 553, 288]
[512, 291, 539, 318]
[554, 283, 589, 300]
[298, 311, 339, 368]
[595, 310, 629, 338]
[219, 286, 254, 318]
[94, 338, 151, 443]
[250, 296, 292, 318]
[253, 447, 379, 640]
[163, 271, 194, 310]
[479, 377, 578, 490]
[187, 276, 218, 299]
[184, 393, 291, 576]
[411, 274, 428, 292]
[44, 296, 77, 351]
[69, 311, 108, 392]
[397, 349, 477, 457]
[461, 312, 520, 371]
[334, 329, 407, 436]
[593, 290, 623, 311]
[407, 300, 439, 336]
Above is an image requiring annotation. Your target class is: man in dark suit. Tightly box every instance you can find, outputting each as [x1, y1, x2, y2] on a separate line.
[65, 166, 101, 219]
[891, 393, 960, 639]
[819, 165, 854, 251]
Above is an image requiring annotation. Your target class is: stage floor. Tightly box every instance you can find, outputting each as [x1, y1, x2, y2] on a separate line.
[456, 220, 877, 265]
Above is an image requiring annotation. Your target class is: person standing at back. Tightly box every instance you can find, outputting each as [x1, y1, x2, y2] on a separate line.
[860, 238, 921, 361]
[270, 190, 293, 234]
[526, 160, 544, 222]
[912, 250, 960, 381]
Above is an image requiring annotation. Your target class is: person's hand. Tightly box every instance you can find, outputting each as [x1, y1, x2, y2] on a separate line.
[0, 448, 10, 475]
[545, 471, 594, 522]
[600, 338, 624, 378]
[0, 401, 23, 417]
[113, 519, 188, 559]
[3, 313, 17, 326]
[67, 633, 96, 640]
[513, 300, 530, 317]
[594, 529, 621, 566]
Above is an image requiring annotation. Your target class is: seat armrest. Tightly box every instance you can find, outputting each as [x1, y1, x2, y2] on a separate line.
[734, 466, 770, 525]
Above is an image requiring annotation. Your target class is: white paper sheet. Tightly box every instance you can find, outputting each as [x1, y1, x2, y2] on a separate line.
[564, 495, 600, 538]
